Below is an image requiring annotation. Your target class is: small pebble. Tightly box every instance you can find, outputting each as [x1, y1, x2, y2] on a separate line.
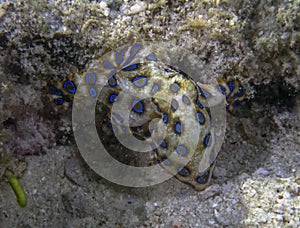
[276, 215, 283, 221]
[254, 168, 270, 176]
[0, 9, 6, 19]
[128, 1, 147, 15]
[208, 220, 215, 225]
[172, 219, 181, 228]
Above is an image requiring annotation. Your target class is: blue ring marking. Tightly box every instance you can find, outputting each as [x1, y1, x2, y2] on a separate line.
[218, 85, 227, 95]
[132, 75, 147, 88]
[116, 50, 125, 65]
[169, 74, 175, 78]
[165, 68, 170, 72]
[121, 126, 127, 132]
[107, 71, 117, 87]
[131, 99, 144, 113]
[89, 87, 97, 97]
[112, 125, 118, 134]
[123, 43, 142, 66]
[85, 73, 97, 84]
[123, 63, 139, 71]
[182, 95, 191, 105]
[204, 133, 212, 147]
[196, 171, 210, 184]
[176, 145, 187, 156]
[54, 97, 64, 105]
[233, 100, 242, 108]
[109, 69, 117, 77]
[49, 86, 62, 95]
[228, 81, 234, 93]
[157, 105, 162, 113]
[103, 61, 114, 69]
[157, 139, 167, 148]
[146, 53, 157, 61]
[196, 100, 204, 109]
[150, 143, 157, 151]
[151, 83, 160, 95]
[157, 159, 163, 168]
[170, 82, 180, 93]
[178, 166, 191, 177]
[109, 93, 118, 103]
[130, 43, 142, 58]
[198, 86, 211, 98]
[233, 86, 245, 98]
[159, 157, 171, 166]
[174, 121, 183, 134]
[196, 111, 205, 125]
[63, 80, 77, 94]
[171, 99, 178, 111]
[162, 113, 168, 124]
[69, 102, 74, 108]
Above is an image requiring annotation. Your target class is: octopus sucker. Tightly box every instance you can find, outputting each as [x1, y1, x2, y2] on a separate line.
[47, 42, 246, 190]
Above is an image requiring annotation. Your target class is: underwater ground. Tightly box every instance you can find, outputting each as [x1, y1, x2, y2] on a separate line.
[0, 0, 299, 227]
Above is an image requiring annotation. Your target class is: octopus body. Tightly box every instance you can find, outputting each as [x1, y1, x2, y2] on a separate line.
[48, 42, 246, 190]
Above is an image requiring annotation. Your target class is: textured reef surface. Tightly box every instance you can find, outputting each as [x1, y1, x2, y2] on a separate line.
[0, 0, 299, 227]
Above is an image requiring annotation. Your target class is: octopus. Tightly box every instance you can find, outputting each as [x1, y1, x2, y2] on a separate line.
[47, 42, 246, 190]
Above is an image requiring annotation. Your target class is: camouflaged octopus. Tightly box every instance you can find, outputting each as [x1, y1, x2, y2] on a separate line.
[48, 42, 246, 190]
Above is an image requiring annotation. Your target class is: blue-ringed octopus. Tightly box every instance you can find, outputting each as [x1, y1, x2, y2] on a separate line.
[47, 42, 246, 190]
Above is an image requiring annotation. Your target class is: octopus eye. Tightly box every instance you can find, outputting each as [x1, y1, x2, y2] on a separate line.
[204, 133, 212, 147]
[131, 100, 144, 114]
[174, 121, 183, 135]
[177, 166, 191, 177]
[196, 171, 210, 184]
[132, 75, 147, 88]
